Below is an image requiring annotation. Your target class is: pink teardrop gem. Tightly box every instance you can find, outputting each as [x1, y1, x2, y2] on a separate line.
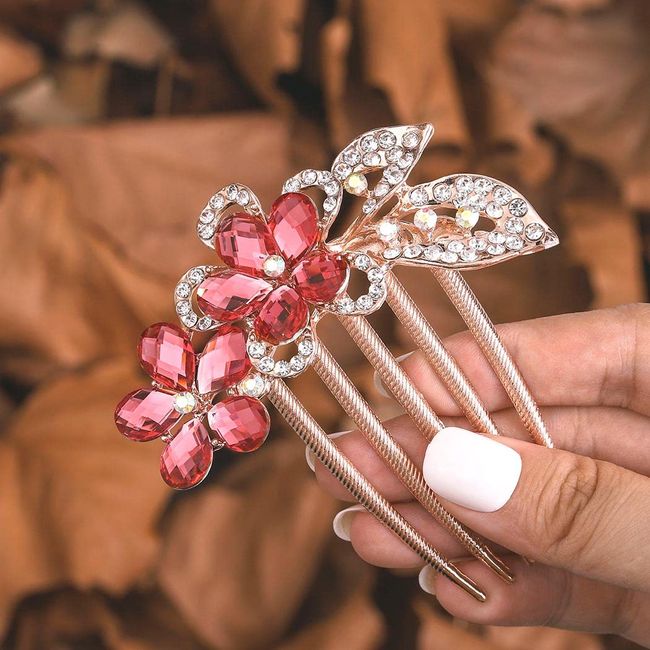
[138, 322, 195, 391]
[268, 193, 319, 265]
[291, 250, 349, 304]
[114, 389, 181, 441]
[215, 212, 278, 277]
[253, 285, 308, 345]
[196, 324, 251, 394]
[160, 419, 213, 489]
[196, 270, 272, 322]
[208, 396, 270, 453]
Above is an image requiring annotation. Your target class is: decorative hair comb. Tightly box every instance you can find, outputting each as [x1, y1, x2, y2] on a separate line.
[114, 123, 557, 601]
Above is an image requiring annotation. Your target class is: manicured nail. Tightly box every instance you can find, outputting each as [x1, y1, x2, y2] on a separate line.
[333, 504, 365, 541]
[423, 427, 522, 512]
[373, 351, 413, 398]
[418, 565, 436, 595]
[305, 431, 350, 472]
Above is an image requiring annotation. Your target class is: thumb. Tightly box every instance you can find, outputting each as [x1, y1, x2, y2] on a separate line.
[422, 427, 650, 591]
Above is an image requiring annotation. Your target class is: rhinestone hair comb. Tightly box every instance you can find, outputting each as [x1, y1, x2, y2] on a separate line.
[114, 123, 557, 601]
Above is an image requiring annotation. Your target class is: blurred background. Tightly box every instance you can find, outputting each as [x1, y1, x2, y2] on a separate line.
[0, 1, 648, 648]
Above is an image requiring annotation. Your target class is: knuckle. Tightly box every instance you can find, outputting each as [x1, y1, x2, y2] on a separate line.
[534, 454, 602, 562]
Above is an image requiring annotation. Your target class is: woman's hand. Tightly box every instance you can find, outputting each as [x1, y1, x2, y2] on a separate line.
[311, 304, 650, 646]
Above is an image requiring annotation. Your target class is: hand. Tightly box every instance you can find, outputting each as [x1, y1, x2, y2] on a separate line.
[312, 304, 650, 646]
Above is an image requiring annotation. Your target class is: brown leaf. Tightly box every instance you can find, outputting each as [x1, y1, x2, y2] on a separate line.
[0, 359, 169, 637]
[157, 439, 339, 649]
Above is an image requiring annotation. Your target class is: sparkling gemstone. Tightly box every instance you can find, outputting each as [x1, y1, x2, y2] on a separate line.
[259, 357, 274, 372]
[237, 190, 250, 205]
[506, 235, 524, 250]
[344, 173, 368, 195]
[343, 149, 361, 165]
[208, 396, 270, 453]
[383, 248, 401, 260]
[362, 152, 381, 167]
[423, 245, 442, 261]
[525, 223, 545, 241]
[175, 282, 191, 299]
[447, 240, 464, 253]
[284, 178, 300, 192]
[334, 162, 352, 179]
[378, 131, 396, 148]
[486, 202, 503, 219]
[254, 286, 308, 344]
[197, 223, 216, 240]
[274, 360, 290, 376]
[432, 183, 452, 202]
[508, 198, 528, 217]
[262, 254, 286, 278]
[460, 248, 478, 262]
[138, 323, 195, 391]
[197, 317, 213, 331]
[368, 267, 385, 283]
[354, 254, 371, 270]
[188, 268, 205, 284]
[377, 221, 398, 242]
[488, 231, 506, 244]
[362, 198, 377, 214]
[403, 245, 422, 258]
[369, 283, 384, 298]
[181, 313, 198, 328]
[226, 184, 238, 200]
[386, 147, 403, 163]
[239, 374, 266, 397]
[268, 193, 319, 265]
[505, 218, 524, 234]
[216, 213, 277, 277]
[323, 197, 337, 212]
[409, 188, 428, 206]
[469, 237, 487, 251]
[402, 130, 420, 148]
[176, 301, 191, 316]
[356, 295, 374, 310]
[301, 169, 317, 185]
[455, 176, 473, 193]
[487, 243, 506, 255]
[115, 389, 180, 441]
[456, 207, 480, 229]
[197, 271, 272, 322]
[290, 355, 305, 372]
[160, 419, 213, 490]
[474, 178, 494, 193]
[247, 342, 265, 358]
[173, 392, 196, 414]
[493, 186, 512, 205]
[441, 250, 459, 263]
[199, 209, 215, 224]
[298, 339, 314, 356]
[324, 180, 339, 195]
[196, 325, 251, 394]
[398, 152, 414, 169]
[336, 296, 354, 313]
[360, 135, 379, 152]
[383, 165, 403, 185]
[209, 194, 225, 209]
[414, 207, 438, 231]
[292, 250, 349, 303]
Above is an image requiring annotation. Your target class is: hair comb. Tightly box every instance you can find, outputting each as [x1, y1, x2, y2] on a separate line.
[114, 123, 558, 601]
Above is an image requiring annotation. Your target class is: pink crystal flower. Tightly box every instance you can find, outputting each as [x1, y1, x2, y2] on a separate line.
[114, 322, 271, 489]
[196, 192, 350, 345]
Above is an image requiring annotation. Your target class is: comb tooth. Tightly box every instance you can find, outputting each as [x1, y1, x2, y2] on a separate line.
[311, 339, 514, 583]
[384, 272, 500, 437]
[267, 379, 487, 602]
[433, 269, 552, 448]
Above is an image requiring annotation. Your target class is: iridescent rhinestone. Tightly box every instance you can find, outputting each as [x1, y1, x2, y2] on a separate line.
[403, 244, 422, 259]
[362, 198, 377, 214]
[360, 135, 378, 152]
[197, 223, 216, 239]
[487, 243, 506, 255]
[301, 169, 317, 185]
[493, 185, 512, 205]
[460, 248, 478, 262]
[247, 342, 265, 358]
[188, 268, 205, 284]
[383, 165, 403, 185]
[488, 231, 506, 244]
[344, 172, 368, 195]
[455, 207, 480, 229]
[432, 183, 452, 202]
[525, 223, 545, 241]
[240, 374, 266, 397]
[383, 248, 401, 260]
[259, 357, 274, 372]
[343, 149, 361, 165]
[506, 235, 524, 250]
[324, 181, 340, 196]
[274, 360, 290, 376]
[285, 178, 300, 192]
[337, 296, 354, 313]
[323, 196, 337, 212]
[354, 254, 371, 270]
[289, 355, 306, 372]
[455, 176, 473, 193]
[402, 130, 420, 149]
[486, 202, 503, 219]
[374, 181, 390, 198]
[409, 188, 428, 206]
[508, 198, 528, 217]
[237, 190, 250, 205]
[413, 207, 437, 231]
[377, 220, 399, 240]
[298, 339, 314, 356]
[209, 194, 225, 209]
[441, 250, 458, 263]
[173, 392, 196, 414]
[200, 209, 216, 224]
[176, 282, 191, 299]
[505, 218, 524, 234]
[423, 245, 442, 261]
[447, 240, 464, 254]
[362, 152, 381, 167]
[262, 254, 286, 278]
[378, 131, 397, 149]
[356, 295, 374, 310]
[226, 184, 238, 200]
[334, 162, 352, 180]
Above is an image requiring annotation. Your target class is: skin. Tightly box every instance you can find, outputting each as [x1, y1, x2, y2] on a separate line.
[313, 304, 650, 646]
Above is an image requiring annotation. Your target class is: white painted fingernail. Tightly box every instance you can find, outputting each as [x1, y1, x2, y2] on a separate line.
[373, 351, 413, 398]
[423, 427, 522, 512]
[332, 504, 365, 541]
[418, 565, 436, 595]
[305, 431, 351, 472]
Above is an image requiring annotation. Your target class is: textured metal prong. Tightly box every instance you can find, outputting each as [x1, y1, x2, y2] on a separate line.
[384, 272, 500, 437]
[312, 340, 514, 583]
[433, 269, 553, 448]
[267, 379, 487, 601]
[338, 314, 443, 441]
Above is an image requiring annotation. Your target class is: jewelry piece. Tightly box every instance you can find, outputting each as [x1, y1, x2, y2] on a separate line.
[114, 123, 558, 600]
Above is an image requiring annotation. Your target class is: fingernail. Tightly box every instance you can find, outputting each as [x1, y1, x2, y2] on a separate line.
[305, 431, 351, 472]
[418, 565, 437, 595]
[423, 427, 522, 512]
[373, 351, 413, 398]
[332, 504, 365, 541]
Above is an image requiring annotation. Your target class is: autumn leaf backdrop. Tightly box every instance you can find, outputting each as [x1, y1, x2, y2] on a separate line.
[0, 1, 647, 649]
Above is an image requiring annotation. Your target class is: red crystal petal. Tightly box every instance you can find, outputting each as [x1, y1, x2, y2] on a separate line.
[196, 324, 251, 394]
[160, 419, 213, 489]
[215, 212, 278, 277]
[291, 250, 349, 304]
[268, 193, 319, 266]
[197, 270, 272, 322]
[208, 396, 270, 453]
[138, 322, 195, 390]
[114, 389, 180, 441]
[253, 285, 309, 345]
